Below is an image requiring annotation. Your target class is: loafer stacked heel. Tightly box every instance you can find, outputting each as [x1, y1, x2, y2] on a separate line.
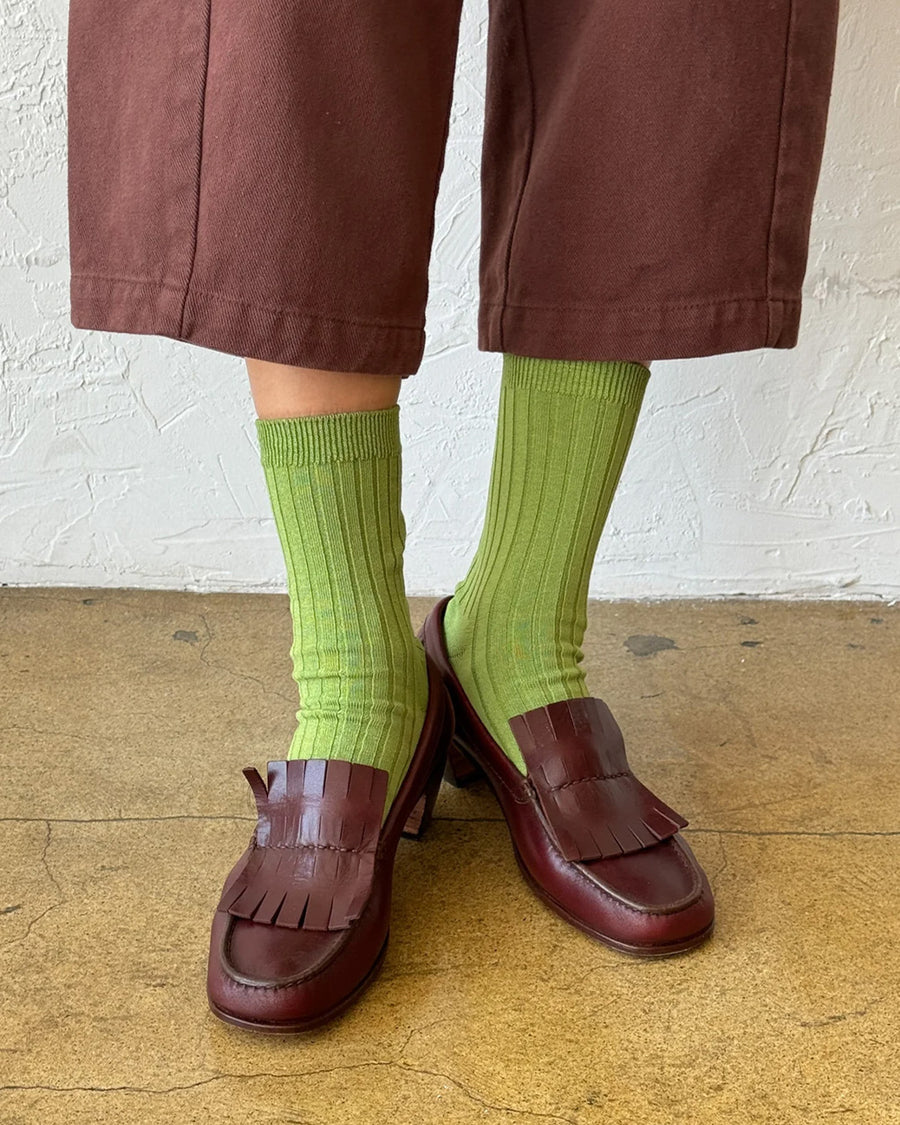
[420, 595, 714, 958]
[445, 734, 485, 788]
[206, 652, 453, 1033]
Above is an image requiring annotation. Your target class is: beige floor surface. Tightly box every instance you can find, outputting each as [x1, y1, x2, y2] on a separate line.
[0, 589, 897, 1124]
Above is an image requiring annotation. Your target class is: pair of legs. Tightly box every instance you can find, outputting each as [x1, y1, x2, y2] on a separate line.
[65, 0, 841, 1024]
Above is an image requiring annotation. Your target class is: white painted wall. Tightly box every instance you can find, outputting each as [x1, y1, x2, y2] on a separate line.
[2, 1, 897, 598]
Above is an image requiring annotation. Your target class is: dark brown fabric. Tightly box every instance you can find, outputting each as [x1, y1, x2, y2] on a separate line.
[67, 1, 840, 375]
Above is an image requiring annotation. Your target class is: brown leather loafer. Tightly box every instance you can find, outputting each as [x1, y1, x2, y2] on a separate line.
[419, 596, 714, 957]
[207, 653, 453, 1032]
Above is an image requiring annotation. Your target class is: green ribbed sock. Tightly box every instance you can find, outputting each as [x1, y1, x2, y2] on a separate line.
[442, 354, 650, 772]
[255, 405, 428, 815]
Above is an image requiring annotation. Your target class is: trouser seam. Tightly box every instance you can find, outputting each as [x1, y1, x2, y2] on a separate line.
[484, 296, 799, 313]
[178, 1, 213, 336]
[73, 273, 423, 333]
[764, 0, 797, 345]
[424, 3, 463, 295]
[499, 0, 538, 352]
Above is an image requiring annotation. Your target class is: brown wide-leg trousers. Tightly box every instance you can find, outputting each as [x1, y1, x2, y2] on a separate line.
[67, 1, 840, 377]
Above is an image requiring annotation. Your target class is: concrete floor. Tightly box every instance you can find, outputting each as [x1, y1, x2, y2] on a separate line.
[0, 589, 897, 1124]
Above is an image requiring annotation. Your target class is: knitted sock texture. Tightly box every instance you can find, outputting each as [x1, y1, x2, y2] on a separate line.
[256, 405, 428, 814]
[442, 355, 650, 772]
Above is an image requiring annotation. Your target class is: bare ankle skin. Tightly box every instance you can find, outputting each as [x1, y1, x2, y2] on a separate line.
[245, 358, 402, 419]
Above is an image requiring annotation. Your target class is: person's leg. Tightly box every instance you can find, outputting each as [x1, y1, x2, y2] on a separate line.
[66, 0, 469, 1030]
[245, 360, 427, 816]
[419, 1, 840, 959]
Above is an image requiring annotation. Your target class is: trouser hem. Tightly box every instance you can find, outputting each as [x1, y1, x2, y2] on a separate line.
[69, 274, 426, 376]
[478, 296, 802, 360]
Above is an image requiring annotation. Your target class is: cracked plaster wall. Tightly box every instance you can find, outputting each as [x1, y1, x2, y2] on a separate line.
[1, 1, 897, 598]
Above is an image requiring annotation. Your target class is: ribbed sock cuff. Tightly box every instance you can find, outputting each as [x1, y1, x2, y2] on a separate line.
[502, 354, 650, 408]
[256, 405, 401, 467]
